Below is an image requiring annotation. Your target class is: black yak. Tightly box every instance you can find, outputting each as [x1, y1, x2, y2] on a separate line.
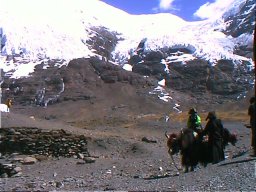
[165, 127, 237, 172]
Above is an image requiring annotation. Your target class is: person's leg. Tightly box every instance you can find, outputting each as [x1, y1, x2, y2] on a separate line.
[253, 128, 256, 156]
[250, 128, 256, 156]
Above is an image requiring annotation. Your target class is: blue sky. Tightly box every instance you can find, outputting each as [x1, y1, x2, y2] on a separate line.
[100, 0, 235, 21]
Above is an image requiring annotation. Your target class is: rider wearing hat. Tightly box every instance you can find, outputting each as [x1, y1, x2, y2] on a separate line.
[187, 108, 202, 133]
[201, 111, 225, 163]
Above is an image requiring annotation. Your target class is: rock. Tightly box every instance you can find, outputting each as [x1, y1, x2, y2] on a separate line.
[11, 157, 24, 163]
[144, 51, 165, 62]
[78, 153, 85, 159]
[8, 128, 16, 134]
[11, 171, 22, 177]
[0, 173, 8, 178]
[222, 0, 254, 38]
[141, 137, 157, 143]
[84, 157, 96, 163]
[55, 181, 64, 188]
[104, 186, 116, 191]
[13, 166, 22, 173]
[34, 155, 48, 161]
[1, 163, 14, 168]
[22, 157, 37, 165]
[132, 63, 152, 76]
[0, 163, 22, 178]
[86, 26, 118, 61]
[76, 161, 86, 165]
[128, 55, 143, 65]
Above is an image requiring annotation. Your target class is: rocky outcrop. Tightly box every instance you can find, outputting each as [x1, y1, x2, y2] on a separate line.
[1, 60, 66, 106]
[222, 0, 255, 38]
[166, 59, 209, 93]
[1, 57, 156, 106]
[128, 40, 254, 99]
[86, 26, 120, 61]
[0, 27, 6, 53]
[166, 59, 252, 96]
[89, 57, 153, 85]
[221, 0, 255, 59]
[0, 163, 22, 178]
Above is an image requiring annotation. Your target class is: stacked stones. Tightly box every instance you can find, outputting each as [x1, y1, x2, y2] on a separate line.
[0, 127, 89, 158]
[0, 163, 22, 178]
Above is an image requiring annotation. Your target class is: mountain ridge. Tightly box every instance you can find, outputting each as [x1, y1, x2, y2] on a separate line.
[0, 0, 254, 70]
[0, 0, 255, 111]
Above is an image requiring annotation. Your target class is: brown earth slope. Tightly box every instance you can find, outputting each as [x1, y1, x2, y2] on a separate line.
[1, 94, 255, 191]
[0, 58, 255, 191]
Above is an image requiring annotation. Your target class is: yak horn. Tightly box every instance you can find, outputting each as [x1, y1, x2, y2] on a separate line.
[165, 131, 169, 138]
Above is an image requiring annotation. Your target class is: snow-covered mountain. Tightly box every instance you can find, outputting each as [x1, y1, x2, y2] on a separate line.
[0, 0, 255, 107]
[0, 0, 254, 76]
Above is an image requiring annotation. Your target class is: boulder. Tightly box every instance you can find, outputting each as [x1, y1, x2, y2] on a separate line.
[128, 55, 143, 65]
[132, 64, 152, 76]
[144, 51, 165, 62]
[22, 157, 37, 165]
[84, 157, 96, 163]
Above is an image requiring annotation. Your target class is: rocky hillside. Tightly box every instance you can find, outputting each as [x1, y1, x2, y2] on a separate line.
[222, 0, 255, 38]
[1, 57, 154, 104]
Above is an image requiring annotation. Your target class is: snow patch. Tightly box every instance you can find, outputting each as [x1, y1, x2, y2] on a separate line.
[122, 64, 133, 71]
[0, 104, 9, 112]
[158, 79, 166, 86]
[173, 103, 182, 113]
[10, 62, 38, 79]
[149, 85, 172, 102]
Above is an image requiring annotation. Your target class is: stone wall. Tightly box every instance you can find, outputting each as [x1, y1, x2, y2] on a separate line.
[0, 127, 89, 158]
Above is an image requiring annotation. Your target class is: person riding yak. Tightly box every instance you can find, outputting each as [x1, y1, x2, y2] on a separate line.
[187, 108, 202, 133]
[165, 110, 237, 172]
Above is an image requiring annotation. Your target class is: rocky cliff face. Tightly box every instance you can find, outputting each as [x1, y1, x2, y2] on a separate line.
[221, 0, 255, 59]
[222, 0, 255, 38]
[1, 55, 253, 114]
[1, 58, 156, 108]
[119, 0, 255, 100]
[126, 39, 254, 100]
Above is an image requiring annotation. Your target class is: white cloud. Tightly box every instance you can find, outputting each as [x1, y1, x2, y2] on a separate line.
[194, 0, 235, 20]
[153, 0, 176, 12]
[159, 0, 175, 10]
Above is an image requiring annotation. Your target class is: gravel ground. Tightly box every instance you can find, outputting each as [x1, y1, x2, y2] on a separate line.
[1, 112, 255, 191]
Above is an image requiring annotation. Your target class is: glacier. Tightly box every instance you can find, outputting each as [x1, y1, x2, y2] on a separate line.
[0, 0, 254, 78]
